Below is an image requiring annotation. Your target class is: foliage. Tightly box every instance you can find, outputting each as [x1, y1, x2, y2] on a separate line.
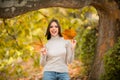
[0, 11, 48, 79]
[74, 6, 98, 78]
[101, 38, 120, 80]
[75, 27, 97, 77]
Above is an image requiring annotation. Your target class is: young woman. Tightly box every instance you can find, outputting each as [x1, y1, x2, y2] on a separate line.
[40, 19, 77, 80]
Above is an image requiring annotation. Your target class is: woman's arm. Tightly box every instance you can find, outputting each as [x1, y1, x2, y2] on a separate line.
[66, 39, 77, 64]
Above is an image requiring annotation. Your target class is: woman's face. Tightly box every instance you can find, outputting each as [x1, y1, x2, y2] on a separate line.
[50, 22, 59, 37]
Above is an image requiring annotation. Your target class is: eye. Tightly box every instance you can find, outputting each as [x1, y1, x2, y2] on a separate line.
[50, 26, 58, 28]
[50, 26, 53, 28]
[55, 26, 58, 28]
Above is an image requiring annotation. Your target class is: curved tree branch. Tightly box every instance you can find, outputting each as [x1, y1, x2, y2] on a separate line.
[0, 0, 92, 18]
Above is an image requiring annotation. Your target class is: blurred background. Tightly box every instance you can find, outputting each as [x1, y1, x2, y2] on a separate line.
[0, 6, 99, 80]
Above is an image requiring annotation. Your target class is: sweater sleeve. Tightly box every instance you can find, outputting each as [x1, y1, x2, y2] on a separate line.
[66, 40, 74, 64]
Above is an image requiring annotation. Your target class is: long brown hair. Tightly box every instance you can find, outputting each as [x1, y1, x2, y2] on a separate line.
[45, 19, 62, 40]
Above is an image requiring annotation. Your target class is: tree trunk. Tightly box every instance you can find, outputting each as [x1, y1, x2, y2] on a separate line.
[88, 1, 120, 80]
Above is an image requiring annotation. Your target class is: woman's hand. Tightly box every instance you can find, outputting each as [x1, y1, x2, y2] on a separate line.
[71, 39, 77, 49]
[40, 46, 47, 55]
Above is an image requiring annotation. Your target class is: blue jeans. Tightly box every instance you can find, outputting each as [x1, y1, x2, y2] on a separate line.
[43, 71, 70, 80]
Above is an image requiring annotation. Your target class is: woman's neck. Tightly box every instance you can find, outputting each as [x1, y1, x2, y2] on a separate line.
[51, 35, 60, 39]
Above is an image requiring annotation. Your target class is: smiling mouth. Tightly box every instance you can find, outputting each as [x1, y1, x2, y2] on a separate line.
[51, 30, 57, 34]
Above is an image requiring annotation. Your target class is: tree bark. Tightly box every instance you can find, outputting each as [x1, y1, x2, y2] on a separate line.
[0, 0, 91, 18]
[88, 11, 116, 80]
[88, 1, 120, 80]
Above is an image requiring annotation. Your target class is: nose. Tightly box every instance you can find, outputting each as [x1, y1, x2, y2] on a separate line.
[52, 26, 56, 29]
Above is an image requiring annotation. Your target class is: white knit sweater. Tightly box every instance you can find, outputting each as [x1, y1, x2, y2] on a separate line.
[40, 36, 74, 72]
